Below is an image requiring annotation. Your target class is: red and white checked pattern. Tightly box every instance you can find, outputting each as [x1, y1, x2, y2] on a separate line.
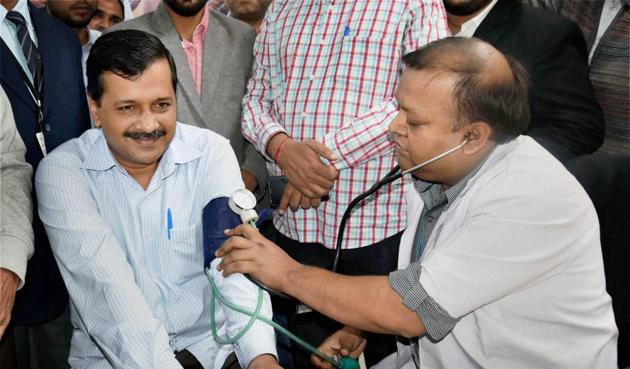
[242, 0, 449, 249]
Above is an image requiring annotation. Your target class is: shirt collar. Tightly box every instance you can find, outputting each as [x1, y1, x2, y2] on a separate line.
[1, 0, 33, 29]
[156, 128, 204, 180]
[86, 29, 101, 47]
[413, 145, 496, 209]
[455, 0, 499, 38]
[83, 124, 204, 177]
[189, 3, 210, 41]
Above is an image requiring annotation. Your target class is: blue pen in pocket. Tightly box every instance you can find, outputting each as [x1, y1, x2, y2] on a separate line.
[167, 208, 173, 240]
[343, 25, 350, 37]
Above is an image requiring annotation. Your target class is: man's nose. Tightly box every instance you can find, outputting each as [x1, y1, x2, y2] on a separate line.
[136, 108, 161, 132]
[388, 112, 406, 136]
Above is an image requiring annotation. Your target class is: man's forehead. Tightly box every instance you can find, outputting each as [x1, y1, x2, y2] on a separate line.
[397, 69, 456, 111]
[99, 64, 174, 99]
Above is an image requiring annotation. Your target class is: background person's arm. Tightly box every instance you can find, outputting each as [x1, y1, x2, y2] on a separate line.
[0, 87, 34, 339]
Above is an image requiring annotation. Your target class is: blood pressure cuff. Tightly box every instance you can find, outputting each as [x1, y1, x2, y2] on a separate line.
[202, 197, 241, 268]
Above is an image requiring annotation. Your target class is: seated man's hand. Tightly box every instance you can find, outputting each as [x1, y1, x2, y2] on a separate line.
[270, 135, 339, 198]
[248, 354, 282, 369]
[217, 224, 301, 292]
[311, 326, 366, 369]
[0, 268, 20, 339]
[278, 182, 321, 214]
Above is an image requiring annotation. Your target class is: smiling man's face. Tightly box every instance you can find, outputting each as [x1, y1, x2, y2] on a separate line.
[89, 58, 177, 173]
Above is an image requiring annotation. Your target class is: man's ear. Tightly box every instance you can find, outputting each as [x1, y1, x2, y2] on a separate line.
[462, 122, 492, 155]
[88, 97, 101, 128]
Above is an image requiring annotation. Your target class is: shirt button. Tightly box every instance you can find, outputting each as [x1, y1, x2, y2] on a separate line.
[301, 112, 308, 119]
[309, 74, 316, 81]
[319, 38, 327, 45]
[44, 123, 51, 132]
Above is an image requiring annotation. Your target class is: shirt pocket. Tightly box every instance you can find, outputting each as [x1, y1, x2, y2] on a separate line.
[334, 35, 401, 100]
[165, 224, 204, 284]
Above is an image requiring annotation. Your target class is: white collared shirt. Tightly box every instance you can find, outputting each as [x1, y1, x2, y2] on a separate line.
[454, 0, 499, 38]
[375, 136, 618, 369]
[589, 0, 624, 63]
[0, 0, 38, 83]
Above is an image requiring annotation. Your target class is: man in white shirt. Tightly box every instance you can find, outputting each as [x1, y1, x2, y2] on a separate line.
[215, 37, 618, 369]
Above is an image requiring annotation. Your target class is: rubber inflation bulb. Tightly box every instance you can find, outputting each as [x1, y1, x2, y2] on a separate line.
[336, 357, 360, 369]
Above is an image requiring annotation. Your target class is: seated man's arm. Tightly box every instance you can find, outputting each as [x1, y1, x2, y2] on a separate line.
[207, 263, 278, 368]
[203, 138, 279, 369]
[35, 154, 183, 369]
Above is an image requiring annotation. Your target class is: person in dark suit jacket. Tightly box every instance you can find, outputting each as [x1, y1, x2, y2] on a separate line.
[0, 0, 90, 367]
[444, 0, 604, 162]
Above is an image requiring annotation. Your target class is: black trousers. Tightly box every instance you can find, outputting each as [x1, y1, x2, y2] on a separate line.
[273, 230, 401, 369]
[0, 324, 16, 369]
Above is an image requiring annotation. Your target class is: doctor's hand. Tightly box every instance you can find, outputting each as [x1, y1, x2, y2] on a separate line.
[278, 182, 321, 215]
[217, 224, 301, 292]
[311, 326, 367, 369]
[267, 134, 339, 198]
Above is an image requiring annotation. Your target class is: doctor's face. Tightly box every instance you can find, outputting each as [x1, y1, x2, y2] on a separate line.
[389, 69, 469, 184]
[89, 58, 177, 173]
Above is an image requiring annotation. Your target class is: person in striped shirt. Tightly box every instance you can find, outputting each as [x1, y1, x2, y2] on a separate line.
[241, 1, 449, 367]
[36, 30, 280, 369]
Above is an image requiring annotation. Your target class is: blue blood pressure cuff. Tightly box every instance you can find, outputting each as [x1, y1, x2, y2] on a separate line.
[202, 197, 241, 268]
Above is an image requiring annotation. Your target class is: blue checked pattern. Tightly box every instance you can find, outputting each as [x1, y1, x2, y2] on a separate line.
[242, 0, 450, 249]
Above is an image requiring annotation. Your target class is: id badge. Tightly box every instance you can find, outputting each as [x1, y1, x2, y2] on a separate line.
[36, 131, 47, 156]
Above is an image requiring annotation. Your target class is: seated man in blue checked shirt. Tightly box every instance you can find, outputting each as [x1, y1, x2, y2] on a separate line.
[35, 30, 281, 369]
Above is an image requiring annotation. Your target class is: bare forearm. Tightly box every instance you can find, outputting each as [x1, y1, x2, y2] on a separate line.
[282, 265, 425, 337]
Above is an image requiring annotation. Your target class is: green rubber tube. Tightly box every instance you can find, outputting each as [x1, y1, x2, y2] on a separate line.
[206, 269, 360, 369]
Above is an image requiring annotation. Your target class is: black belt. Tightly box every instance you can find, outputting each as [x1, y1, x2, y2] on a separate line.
[174, 350, 241, 369]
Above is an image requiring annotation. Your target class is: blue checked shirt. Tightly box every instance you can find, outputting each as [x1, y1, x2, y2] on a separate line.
[35, 124, 276, 369]
[242, 0, 449, 249]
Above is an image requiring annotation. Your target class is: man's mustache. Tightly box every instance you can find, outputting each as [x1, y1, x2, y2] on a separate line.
[124, 130, 167, 140]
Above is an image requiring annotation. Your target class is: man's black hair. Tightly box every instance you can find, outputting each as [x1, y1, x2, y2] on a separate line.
[86, 30, 177, 104]
[402, 37, 530, 142]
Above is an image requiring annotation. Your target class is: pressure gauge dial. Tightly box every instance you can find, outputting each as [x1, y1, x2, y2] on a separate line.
[231, 189, 257, 211]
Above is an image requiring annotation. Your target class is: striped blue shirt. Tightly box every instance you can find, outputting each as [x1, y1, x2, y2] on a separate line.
[35, 123, 276, 369]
